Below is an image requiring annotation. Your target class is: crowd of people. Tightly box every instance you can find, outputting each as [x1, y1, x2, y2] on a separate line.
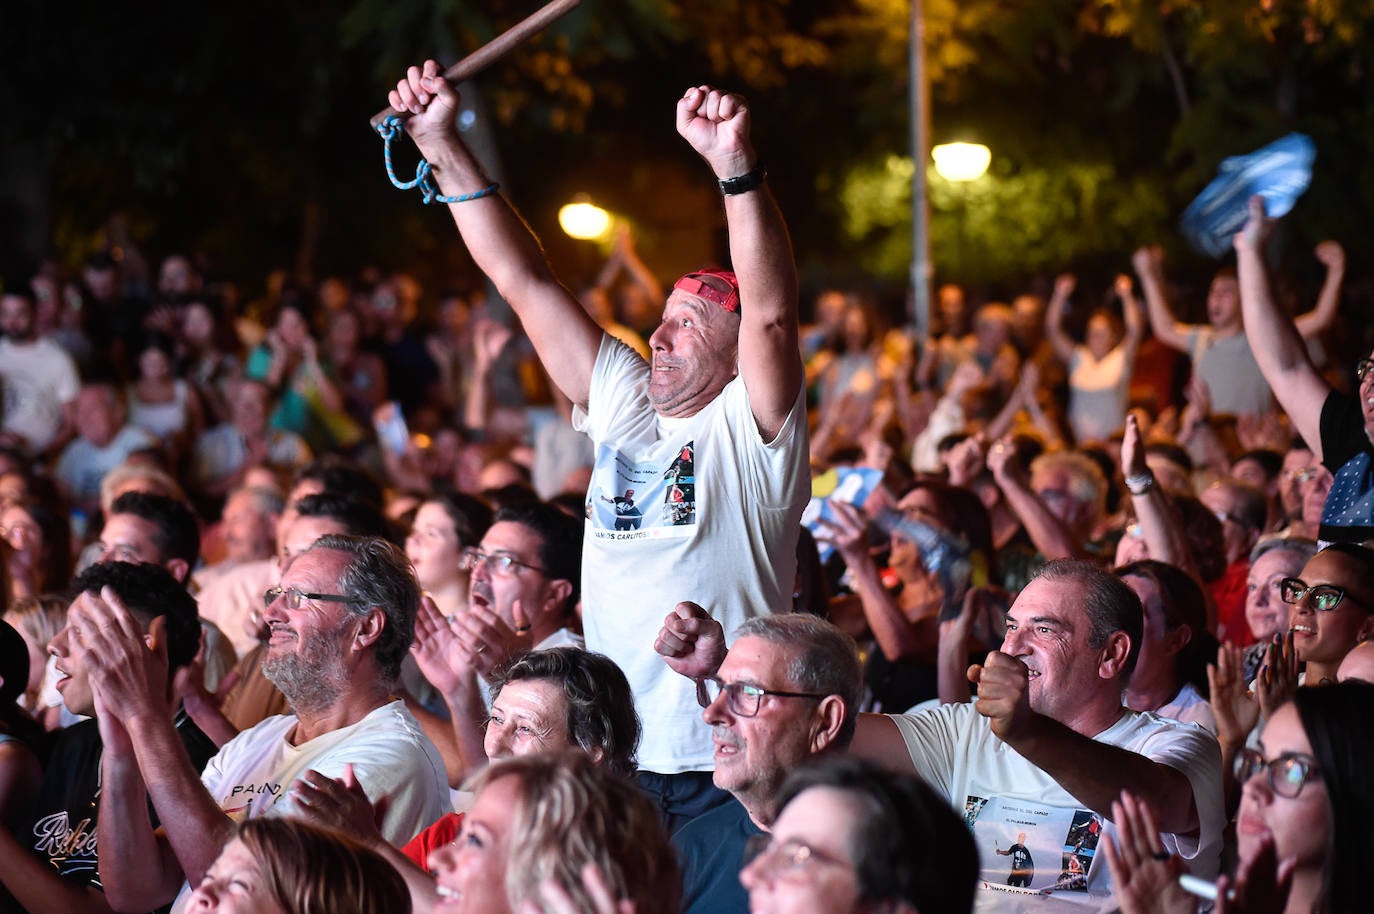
[0, 62, 1372, 914]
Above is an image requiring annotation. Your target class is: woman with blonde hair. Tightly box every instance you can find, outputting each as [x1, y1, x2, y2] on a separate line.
[188, 817, 409, 914]
[432, 752, 680, 914]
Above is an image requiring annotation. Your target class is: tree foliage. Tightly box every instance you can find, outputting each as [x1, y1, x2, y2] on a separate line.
[5, 0, 1374, 294]
[814, 0, 1374, 288]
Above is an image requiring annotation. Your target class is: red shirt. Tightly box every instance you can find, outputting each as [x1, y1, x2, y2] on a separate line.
[1210, 559, 1253, 646]
[402, 812, 463, 871]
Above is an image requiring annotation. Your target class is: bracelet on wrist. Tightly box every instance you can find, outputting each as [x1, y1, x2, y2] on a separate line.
[1124, 470, 1155, 496]
[718, 163, 767, 196]
[433, 182, 500, 205]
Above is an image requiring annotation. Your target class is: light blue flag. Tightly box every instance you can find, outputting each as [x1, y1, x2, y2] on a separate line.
[1180, 133, 1315, 258]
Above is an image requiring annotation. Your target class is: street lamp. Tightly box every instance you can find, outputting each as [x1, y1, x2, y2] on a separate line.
[931, 143, 991, 182]
[558, 198, 613, 241]
[932, 142, 990, 282]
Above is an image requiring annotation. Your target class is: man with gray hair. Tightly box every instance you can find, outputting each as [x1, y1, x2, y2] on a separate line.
[86, 534, 447, 913]
[852, 560, 1224, 912]
[657, 605, 862, 914]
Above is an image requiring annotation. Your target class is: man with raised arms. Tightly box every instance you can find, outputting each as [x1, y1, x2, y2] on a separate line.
[389, 62, 809, 825]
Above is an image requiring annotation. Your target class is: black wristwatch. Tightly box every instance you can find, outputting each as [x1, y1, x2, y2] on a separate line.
[718, 163, 767, 196]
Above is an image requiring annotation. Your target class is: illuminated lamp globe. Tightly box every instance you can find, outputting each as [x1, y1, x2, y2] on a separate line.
[931, 143, 991, 182]
[559, 200, 612, 241]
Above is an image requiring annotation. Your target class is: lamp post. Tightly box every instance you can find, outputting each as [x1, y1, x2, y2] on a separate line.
[909, 0, 931, 336]
[910, 0, 993, 333]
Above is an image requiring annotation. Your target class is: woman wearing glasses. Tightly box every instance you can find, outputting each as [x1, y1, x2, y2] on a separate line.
[741, 756, 977, 914]
[1283, 544, 1374, 686]
[1104, 680, 1374, 914]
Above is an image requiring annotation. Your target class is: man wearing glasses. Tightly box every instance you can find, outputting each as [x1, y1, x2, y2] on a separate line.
[457, 502, 584, 666]
[87, 535, 448, 913]
[1236, 195, 1374, 544]
[659, 611, 862, 914]
[408, 501, 583, 783]
[1276, 446, 1318, 537]
[411, 499, 583, 693]
[1283, 543, 1374, 685]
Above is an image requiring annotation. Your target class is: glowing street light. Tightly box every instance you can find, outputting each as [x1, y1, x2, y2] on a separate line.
[931, 143, 991, 183]
[558, 199, 613, 241]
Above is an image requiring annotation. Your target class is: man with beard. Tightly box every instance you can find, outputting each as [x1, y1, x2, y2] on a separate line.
[195, 492, 397, 739]
[87, 534, 447, 914]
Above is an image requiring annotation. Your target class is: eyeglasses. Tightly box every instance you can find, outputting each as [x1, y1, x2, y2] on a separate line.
[1037, 488, 1074, 507]
[1212, 509, 1249, 528]
[1233, 747, 1322, 798]
[459, 547, 548, 577]
[1281, 467, 1316, 484]
[1280, 577, 1360, 612]
[695, 676, 827, 718]
[263, 586, 362, 611]
[1356, 358, 1373, 381]
[743, 835, 851, 879]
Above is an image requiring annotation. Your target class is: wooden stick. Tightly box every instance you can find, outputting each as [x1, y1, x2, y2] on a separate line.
[369, 0, 581, 130]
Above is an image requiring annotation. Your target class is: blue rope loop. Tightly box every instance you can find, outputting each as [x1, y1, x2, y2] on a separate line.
[375, 115, 499, 205]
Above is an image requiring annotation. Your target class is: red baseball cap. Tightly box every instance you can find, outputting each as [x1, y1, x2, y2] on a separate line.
[673, 269, 740, 314]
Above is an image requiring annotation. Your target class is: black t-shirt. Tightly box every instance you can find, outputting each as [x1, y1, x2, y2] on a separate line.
[865, 646, 939, 713]
[22, 712, 218, 902]
[1318, 390, 1374, 543]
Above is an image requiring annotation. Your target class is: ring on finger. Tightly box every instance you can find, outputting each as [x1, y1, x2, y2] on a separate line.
[475, 643, 487, 654]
